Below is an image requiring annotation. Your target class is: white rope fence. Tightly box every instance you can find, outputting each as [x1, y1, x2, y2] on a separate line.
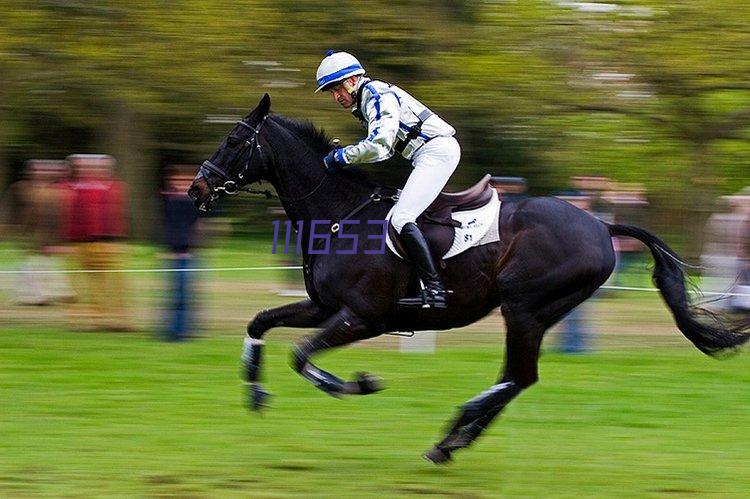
[601, 285, 749, 298]
[1, 264, 749, 298]
[0, 266, 303, 274]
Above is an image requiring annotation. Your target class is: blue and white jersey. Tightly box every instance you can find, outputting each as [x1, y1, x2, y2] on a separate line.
[336, 78, 455, 164]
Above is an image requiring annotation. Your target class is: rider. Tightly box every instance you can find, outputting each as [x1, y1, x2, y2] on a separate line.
[316, 50, 460, 309]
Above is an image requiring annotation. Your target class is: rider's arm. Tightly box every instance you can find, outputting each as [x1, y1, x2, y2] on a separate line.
[338, 87, 399, 165]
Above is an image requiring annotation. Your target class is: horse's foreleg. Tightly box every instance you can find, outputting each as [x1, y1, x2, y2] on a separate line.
[291, 308, 384, 397]
[247, 299, 332, 341]
[242, 299, 332, 410]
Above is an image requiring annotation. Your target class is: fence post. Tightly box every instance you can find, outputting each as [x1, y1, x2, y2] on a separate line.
[399, 331, 436, 353]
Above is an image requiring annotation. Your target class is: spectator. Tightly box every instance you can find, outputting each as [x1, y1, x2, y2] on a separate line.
[62, 154, 133, 331]
[12, 160, 75, 306]
[161, 165, 201, 341]
[490, 176, 528, 202]
[701, 187, 750, 312]
[602, 183, 649, 287]
[570, 175, 613, 221]
[733, 188, 750, 311]
[555, 192, 596, 353]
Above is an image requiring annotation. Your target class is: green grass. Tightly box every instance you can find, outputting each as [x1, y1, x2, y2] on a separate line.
[1, 327, 748, 497]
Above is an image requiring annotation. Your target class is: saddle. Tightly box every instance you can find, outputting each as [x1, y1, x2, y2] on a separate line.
[388, 174, 495, 259]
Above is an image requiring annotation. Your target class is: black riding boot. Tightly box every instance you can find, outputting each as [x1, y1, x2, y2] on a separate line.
[397, 222, 448, 309]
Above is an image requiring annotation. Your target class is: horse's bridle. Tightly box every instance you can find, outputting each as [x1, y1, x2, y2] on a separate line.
[198, 113, 332, 206]
[199, 115, 272, 198]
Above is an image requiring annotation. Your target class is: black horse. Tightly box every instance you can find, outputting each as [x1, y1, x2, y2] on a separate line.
[188, 94, 748, 463]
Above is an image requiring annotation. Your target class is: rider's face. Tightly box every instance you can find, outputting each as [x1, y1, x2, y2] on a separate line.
[329, 77, 356, 109]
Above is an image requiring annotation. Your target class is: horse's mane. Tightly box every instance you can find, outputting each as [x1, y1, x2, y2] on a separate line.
[271, 114, 379, 189]
[272, 114, 332, 156]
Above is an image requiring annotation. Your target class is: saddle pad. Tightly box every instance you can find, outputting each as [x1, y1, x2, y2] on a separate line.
[385, 193, 501, 260]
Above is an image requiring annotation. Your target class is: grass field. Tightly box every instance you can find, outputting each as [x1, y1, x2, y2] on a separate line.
[1, 241, 748, 496]
[2, 327, 749, 497]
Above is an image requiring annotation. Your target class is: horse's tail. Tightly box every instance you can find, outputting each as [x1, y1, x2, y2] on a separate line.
[607, 223, 749, 357]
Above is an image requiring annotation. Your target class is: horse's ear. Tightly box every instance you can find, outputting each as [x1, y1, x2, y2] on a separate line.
[246, 93, 271, 121]
[255, 93, 271, 118]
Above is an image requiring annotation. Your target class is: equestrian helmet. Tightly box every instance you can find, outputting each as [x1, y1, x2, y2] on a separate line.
[315, 50, 365, 93]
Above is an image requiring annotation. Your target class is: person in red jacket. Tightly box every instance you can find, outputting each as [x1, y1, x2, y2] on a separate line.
[63, 154, 134, 331]
[12, 159, 75, 306]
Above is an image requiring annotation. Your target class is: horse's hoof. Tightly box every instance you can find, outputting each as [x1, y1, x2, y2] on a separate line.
[346, 372, 384, 395]
[248, 383, 271, 411]
[423, 446, 452, 465]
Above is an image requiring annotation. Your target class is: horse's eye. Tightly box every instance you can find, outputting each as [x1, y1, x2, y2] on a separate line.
[226, 136, 239, 147]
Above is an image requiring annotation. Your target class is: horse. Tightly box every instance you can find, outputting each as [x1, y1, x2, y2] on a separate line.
[188, 94, 748, 464]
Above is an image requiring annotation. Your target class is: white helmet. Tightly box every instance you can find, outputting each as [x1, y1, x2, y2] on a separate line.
[315, 50, 365, 93]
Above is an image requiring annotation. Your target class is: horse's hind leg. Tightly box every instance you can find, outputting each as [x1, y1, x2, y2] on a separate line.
[425, 259, 608, 463]
[424, 309, 543, 464]
[291, 308, 384, 397]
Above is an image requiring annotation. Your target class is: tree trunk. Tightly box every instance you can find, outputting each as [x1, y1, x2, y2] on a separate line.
[687, 140, 717, 260]
[99, 103, 158, 240]
[0, 105, 10, 229]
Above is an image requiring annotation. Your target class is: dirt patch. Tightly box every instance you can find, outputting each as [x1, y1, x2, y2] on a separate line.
[650, 488, 703, 495]
[145, 474, 182, 485]
[215, 477, 260, 489]
[265, 462, 318, 472]
[394, 486, 482, 498]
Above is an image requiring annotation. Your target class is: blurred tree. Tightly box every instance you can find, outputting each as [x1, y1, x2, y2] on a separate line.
[541, 0, 750, 251]
[425, 0, 750, 251]
[0, 0, 748, 248]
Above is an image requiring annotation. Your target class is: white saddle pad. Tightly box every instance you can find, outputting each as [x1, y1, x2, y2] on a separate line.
[385, 192, 501, 260]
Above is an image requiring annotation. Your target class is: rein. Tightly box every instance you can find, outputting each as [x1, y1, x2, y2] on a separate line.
[275, 170, 328, 203]
[199, 114, 331, 202]
[330, 186, 399, 233]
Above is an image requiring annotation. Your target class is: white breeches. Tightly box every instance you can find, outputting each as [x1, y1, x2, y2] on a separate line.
[391, 136, 461, 233]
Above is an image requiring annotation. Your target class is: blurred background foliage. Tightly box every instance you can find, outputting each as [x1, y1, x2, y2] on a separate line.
[1, 0, 749, 253]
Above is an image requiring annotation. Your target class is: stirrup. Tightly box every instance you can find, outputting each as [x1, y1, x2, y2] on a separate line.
[398, 288, 448, 309]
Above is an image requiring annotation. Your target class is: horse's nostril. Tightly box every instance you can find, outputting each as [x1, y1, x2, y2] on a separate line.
[187, 185, 199, 201]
